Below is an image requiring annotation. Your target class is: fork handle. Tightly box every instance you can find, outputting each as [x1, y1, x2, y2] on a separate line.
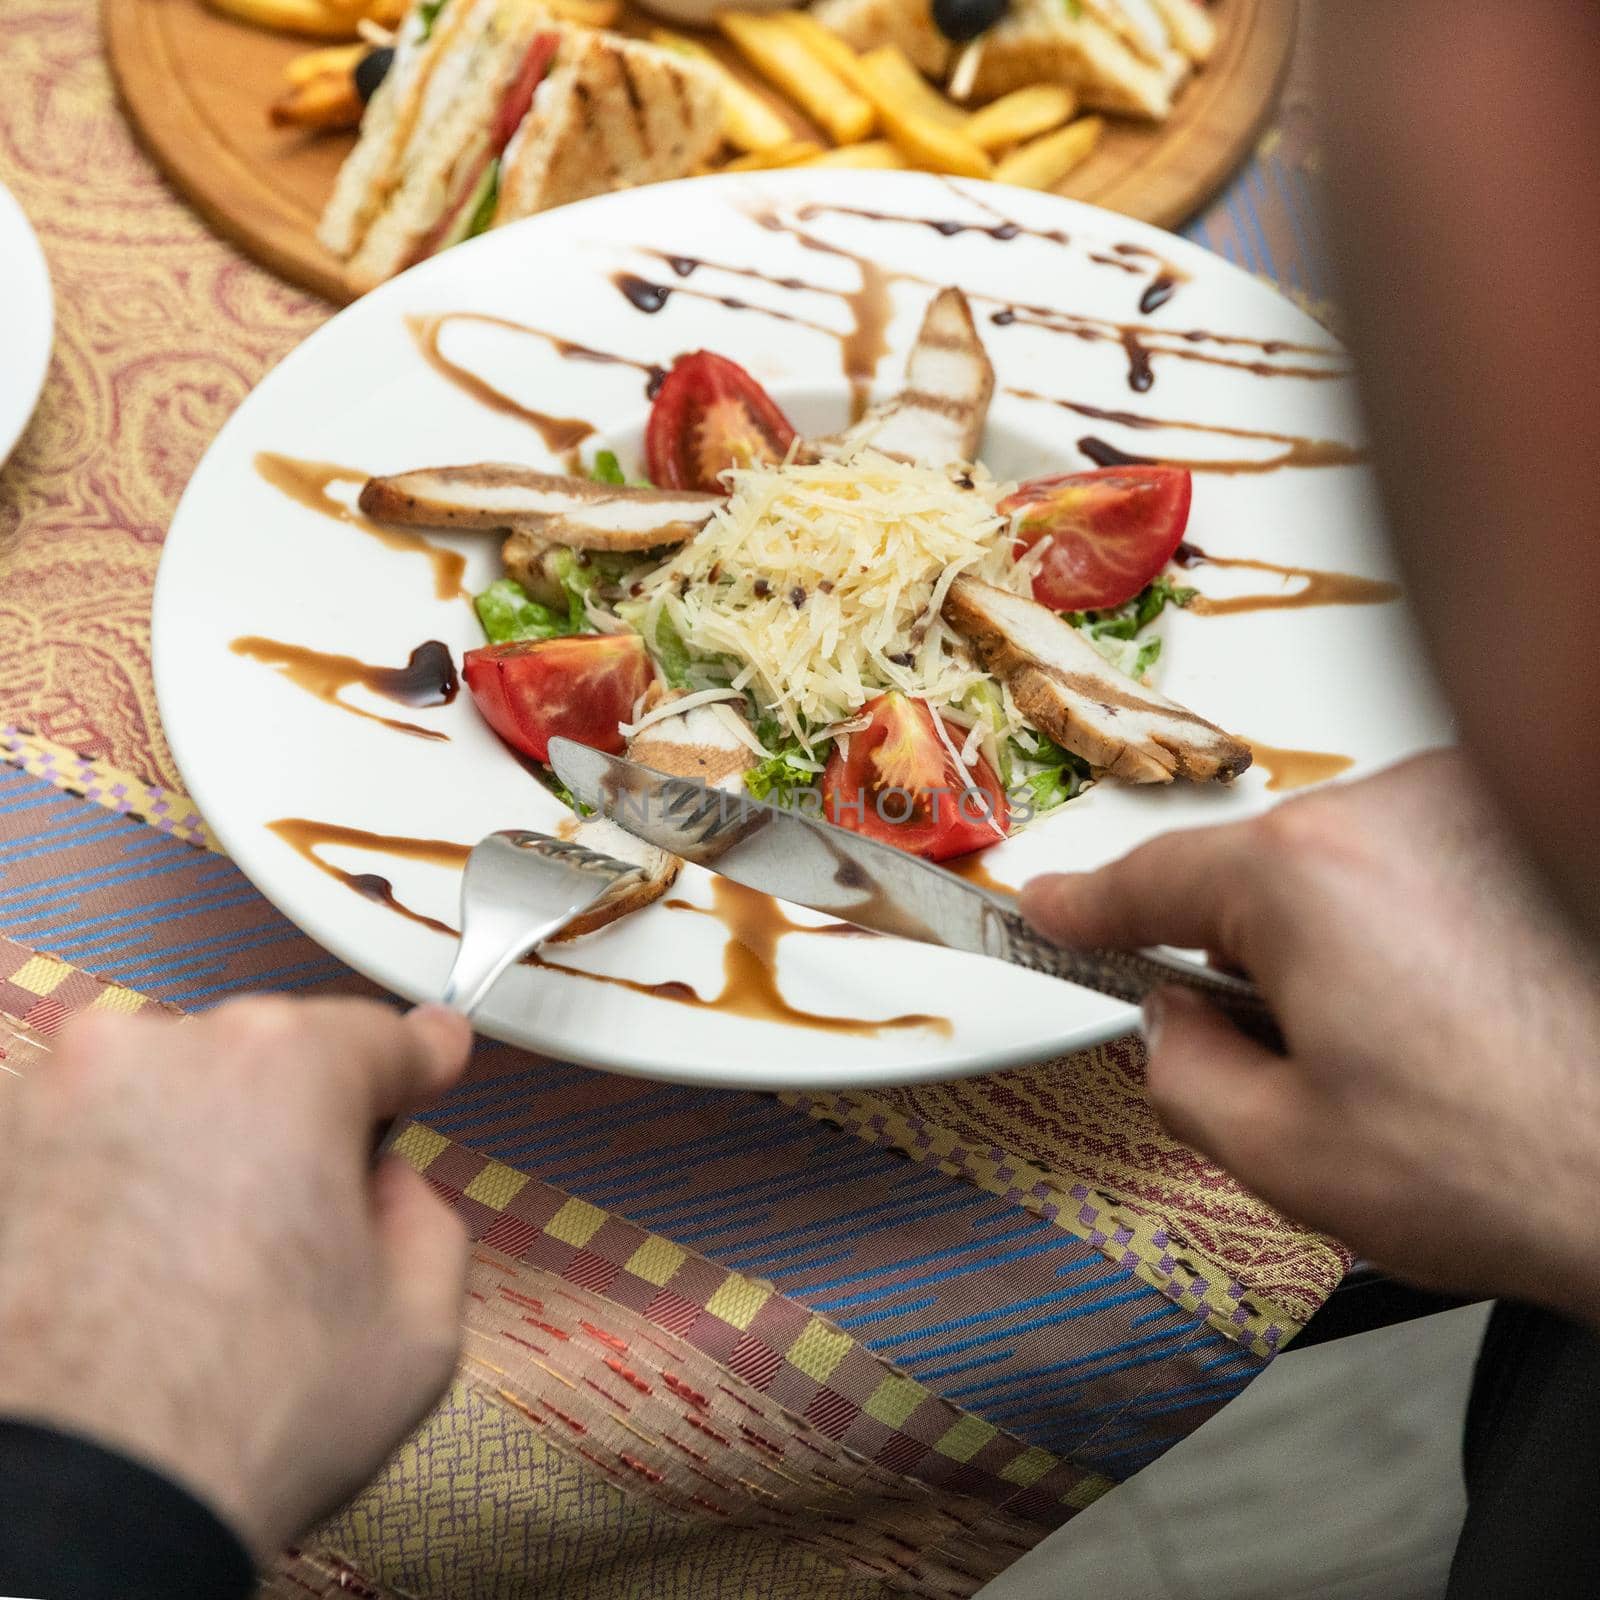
[988, 904, 1286, 1054]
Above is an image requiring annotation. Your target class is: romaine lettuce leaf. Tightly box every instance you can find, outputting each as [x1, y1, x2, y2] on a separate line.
[474, 577, 581, 644]
[1012, 736, 1091, 819]
[613, 599, 736, 691]
[745, 716, 828, 805]
[464, 162, 500, 241]
[417, 0, 448, 40]
[1065, 574, 1196, 679]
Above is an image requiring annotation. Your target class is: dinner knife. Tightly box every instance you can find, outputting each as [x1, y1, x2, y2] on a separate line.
[547, 738, 1285, 1051]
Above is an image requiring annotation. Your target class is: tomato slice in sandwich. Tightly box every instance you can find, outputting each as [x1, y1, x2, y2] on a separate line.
[1004, 465, 1192, 612]
[821, 692, 1008, 863]
[463, 633, 653, 764]
[645, 352, 797, 494]
[409, 32, 559, 266]
[494, 31, 560, 152]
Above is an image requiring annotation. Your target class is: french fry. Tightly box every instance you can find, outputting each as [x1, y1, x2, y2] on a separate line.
[722, 139, 825, 171]
[855, 49, 991, 178]
[993, 114, 1104, 189]
[204, 0, 360, 38]
[284, 42, 365, 84]
[270, 70, 364, 129]
[718, 13, 874, 147]
[858, 44, 967, 129]
[964, 85, 1076, 152]
[548, 0, 621, 27]
[650, 28, 792, 152]
[774, 15, 877, 96]
[798, 140, 908, 169]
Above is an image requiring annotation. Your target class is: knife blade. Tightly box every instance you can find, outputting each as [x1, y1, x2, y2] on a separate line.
[547, 737, 1284, 1050]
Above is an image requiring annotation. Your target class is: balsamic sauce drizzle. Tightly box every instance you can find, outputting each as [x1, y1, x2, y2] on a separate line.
[990, 307, 1348, 391]
[406, 312, 657, 447]
[253, 453, 466, 600]
[1006, 388, 1369, 474]
[610, 271, 841, 342]
[1174, 543, 1401, 616]
[272, 817, 944, 1036]
[792, 200, 1189, 316]
[230, 637, 457, 741]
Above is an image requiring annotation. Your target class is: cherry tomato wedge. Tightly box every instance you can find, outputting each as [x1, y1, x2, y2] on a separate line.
[822, 693, 1008, 862]
[463, 634, 653, 764]
[1004, 465, 1193, 612]
[646, 351, 797, 493]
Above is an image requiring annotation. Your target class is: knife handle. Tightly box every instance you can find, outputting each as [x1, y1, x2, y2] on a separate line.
[988, 904, 1286, 1054]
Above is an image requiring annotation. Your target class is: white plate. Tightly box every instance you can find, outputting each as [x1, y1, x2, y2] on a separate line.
[153, 171, 1450, 1090]
[0, 182, 53, 465]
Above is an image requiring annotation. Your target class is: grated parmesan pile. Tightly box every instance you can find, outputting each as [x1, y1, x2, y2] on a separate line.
[629, 448, 1030, 754]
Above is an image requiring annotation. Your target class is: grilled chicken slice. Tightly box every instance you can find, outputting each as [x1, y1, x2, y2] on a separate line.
[943, 577, 1253, 784]
[817, 288, 994, 468]
[556, 693, 751, 938]
[359, 464, 721, 551]
[555, 814, 680, 940]
[626, 699, 752, 789]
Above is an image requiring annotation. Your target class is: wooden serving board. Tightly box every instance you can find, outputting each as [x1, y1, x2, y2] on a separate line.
[104, 0, 1295, 305]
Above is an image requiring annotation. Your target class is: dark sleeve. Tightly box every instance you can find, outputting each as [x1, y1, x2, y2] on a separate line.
[1447, 1301, 1600, 1599]
[0, 1419, 255, 1600]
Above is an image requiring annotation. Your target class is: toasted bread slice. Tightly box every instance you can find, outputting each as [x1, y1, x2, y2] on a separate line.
[324, 0, 553, 288]
[496, 31, 723, 222]
[943, 576, 1252, 783]
[817, 287, 994, 468]
[812, 0, 951, 81]
[318, 0, 485, 261]
[360, 464, 722, 549]
[1082, 0, 1190, 86]
[1149, 0, 1215, 63]
[966, 0, 1178, 118]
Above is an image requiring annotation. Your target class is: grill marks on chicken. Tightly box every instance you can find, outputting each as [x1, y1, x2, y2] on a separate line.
[943, 576, 1252, 783]
[359, 464, 721, 550]
[816, 288, 994, 469]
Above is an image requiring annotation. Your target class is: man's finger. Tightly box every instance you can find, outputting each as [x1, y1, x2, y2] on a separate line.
[323, 999, 471, 1120]
[216, 996, 472, 1122]
[371, 1156, 469, 1356]
[1019, 821, 1254, 959]
[1141, 987, 1319, 1223]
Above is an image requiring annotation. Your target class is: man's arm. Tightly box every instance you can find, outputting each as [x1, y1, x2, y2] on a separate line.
[0, 997, 472, 1589]
[1316, 4, 1600, 938]
[0, 1423, 254, 1600]
[1023, 753, 1600, 1324]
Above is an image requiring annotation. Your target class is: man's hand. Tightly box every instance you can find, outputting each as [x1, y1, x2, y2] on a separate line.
[0, 997, 472, 1562]
[1022, 751, 1600, 1324]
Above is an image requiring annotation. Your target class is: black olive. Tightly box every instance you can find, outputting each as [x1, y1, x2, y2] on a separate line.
[354, 46, 395, 103]
[932, 0, 1008, 43]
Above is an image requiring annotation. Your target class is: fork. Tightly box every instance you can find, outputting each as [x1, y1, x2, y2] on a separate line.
[376, 829, 646, 1154]
[439, 830, 646, 1015]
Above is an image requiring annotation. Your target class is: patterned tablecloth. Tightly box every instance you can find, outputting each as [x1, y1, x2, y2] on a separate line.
[0, 5, 1344, 1595]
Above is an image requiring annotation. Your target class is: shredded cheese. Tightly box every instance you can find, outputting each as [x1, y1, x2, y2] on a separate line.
[618, 685, 749, 740]
[709, 700, 771, 758]
[632, 448, 1030, 755]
